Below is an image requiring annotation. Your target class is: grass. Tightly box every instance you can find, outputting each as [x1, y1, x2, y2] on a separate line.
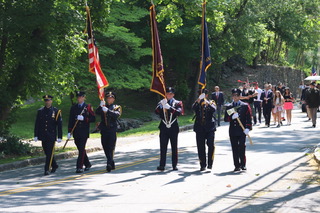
[10, 89, 194, 139]
[10, 89, 159, 139]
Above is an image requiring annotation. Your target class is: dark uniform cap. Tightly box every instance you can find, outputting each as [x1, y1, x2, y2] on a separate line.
[231, 88, 241, 95]
[166, 87, 175, 94]
[43, 95, 53, 101]
[76, 91, 86, 97]
[106, 91, 116, 99]
[310, 82, 316, 86]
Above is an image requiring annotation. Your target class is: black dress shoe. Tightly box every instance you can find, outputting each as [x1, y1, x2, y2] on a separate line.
[106, 164, 112, 172]
[207, 165, 212, 170]
[84, 164, 92, 171]
[200, 167, 206, 171]
[157, 166, 165, 171]
[313, 124, 316, 128]
[76, 169, 83, 173]
[111, 165, 115, 170]
[234, 167, 241, 172]
[241, 166, 247, 170]
[51, 165, 59, 173]
[172, 167, 178, 171]
[44, 171, 50, 176]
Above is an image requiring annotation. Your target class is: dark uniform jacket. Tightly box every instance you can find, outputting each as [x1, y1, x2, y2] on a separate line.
[68, 103, 95, 138]
[305, 88, 320, 108]
[211, 92, 224, 106]
[34, 106, 62, 141]
[224, 101, 252, 136]
[192, 99, 216, 133]
[261, 89, 273, 108]
[155, 98, 182, 130]
[96, 104, 121, 132]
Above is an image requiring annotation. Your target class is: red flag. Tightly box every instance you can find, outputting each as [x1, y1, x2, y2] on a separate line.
[150, 4, 166, 98]
[86, 6, 109, 100]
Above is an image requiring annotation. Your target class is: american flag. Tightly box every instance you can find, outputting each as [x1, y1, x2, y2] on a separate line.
[86, 6, 109, 100]
[311, 66, 317, 76]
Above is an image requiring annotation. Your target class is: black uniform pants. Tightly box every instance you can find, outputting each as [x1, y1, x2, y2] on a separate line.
[253, 101, 262, 124]
[74, 137, 90, 169]
[159, 128, 179, 168]
[196, 131, 215, 168]
[230, 135, 246, 168]
[101, 130, 117, 167]
[263, 106, 272, 125]
[42, 140, 58, 171]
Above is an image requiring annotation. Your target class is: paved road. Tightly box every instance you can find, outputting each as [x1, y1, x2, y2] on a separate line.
[0, 109, 319, 213]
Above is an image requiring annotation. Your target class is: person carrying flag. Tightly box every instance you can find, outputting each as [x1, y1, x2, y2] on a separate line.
[155, 87, 182, 171]
[192, 89, 216, 171]
[96, 91, 122, 172]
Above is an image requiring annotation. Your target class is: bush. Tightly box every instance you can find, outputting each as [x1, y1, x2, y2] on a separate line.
[0, 135, 33, 157]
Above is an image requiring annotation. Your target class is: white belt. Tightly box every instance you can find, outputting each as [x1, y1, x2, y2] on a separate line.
[162, 112, 177, 128]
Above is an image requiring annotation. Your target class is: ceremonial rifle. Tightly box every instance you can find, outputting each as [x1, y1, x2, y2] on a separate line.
[227, 107, 253, 145]
[63, 106, 87, 149]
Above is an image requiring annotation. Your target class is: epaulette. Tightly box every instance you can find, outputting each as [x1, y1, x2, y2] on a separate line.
[210, 100, 216, 106]
[114, 105, 122, 116]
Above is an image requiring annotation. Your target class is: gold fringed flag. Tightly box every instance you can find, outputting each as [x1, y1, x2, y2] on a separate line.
[198, 1, 211, 89]
[86, 6, 109, 100]
[150, 4, 166, 98]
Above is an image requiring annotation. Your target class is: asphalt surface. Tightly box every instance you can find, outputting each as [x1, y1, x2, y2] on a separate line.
[0, 108, 319, 212]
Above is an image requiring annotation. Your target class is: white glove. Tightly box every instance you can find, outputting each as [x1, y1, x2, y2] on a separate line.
[232, 112, 239, 120]
[160, 99, 167, 106]
[243, 128, 250, 135]
[77, 115, 84, 121]
[163, 103, 171, 109]
[57, 138, 62, 143]
[100, 100, 105, 107]
[34, 137, 38, 142]
[67, 133, 72, 139]
[198, 93, 205, 100]
[102, 106, 108, 112]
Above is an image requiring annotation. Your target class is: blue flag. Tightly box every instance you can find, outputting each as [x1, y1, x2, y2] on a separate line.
[198, 1, 211, 89]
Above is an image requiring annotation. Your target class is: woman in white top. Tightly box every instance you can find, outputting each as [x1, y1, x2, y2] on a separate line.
[273, 90, 285, 127]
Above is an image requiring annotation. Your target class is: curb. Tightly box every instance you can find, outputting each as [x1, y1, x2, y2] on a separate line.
[0, 124, 194, 173]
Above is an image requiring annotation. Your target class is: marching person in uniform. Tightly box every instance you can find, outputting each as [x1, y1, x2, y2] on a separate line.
[224, 88, 252, 172]
[193, 89, 216, 171]
[34, 95, 62, 175]
[96, 92, 122, 172]
[67, 91, 95, 173]
[155, 87, 182, 171]
[211, 86, 224, 126]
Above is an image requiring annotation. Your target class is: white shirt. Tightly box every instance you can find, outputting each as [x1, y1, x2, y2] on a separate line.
[255, 88, 263, 102]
